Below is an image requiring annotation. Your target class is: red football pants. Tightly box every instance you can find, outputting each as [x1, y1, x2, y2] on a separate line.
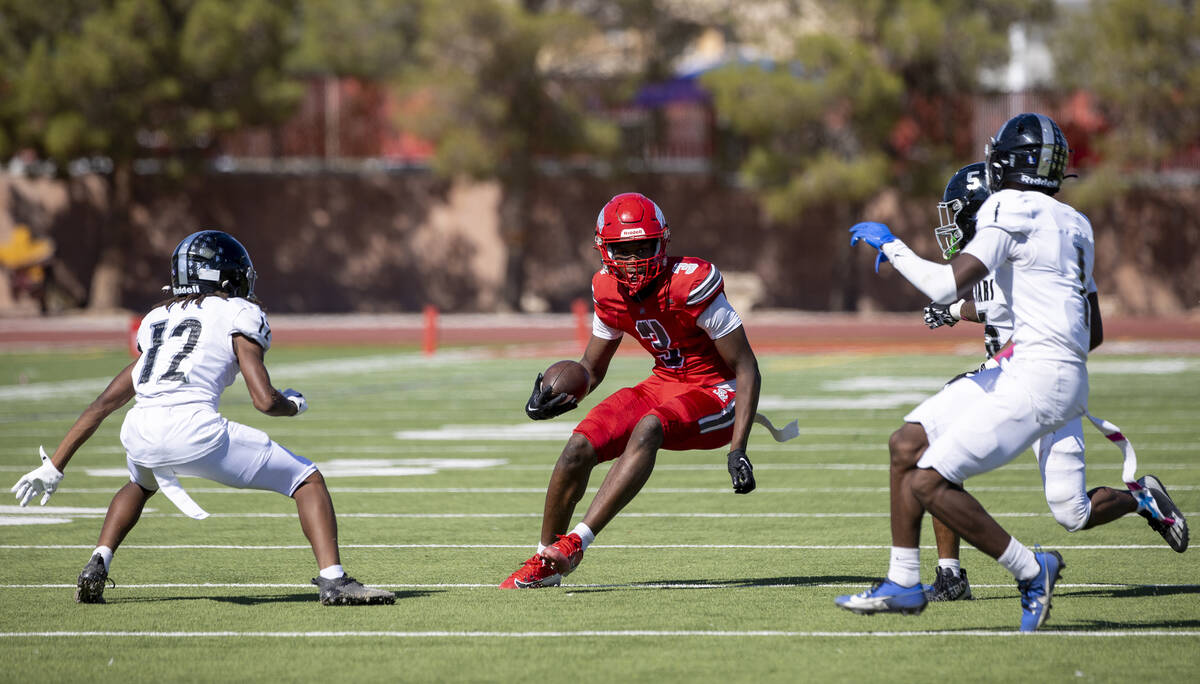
[573, 374, 736, 463]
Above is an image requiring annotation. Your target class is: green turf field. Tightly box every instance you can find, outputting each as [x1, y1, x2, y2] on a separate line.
[1, 345, 1197, 683]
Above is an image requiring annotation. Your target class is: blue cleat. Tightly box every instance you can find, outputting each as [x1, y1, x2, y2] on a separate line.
[1018, 550, 1064, 632]
[836, 579, 928, 616]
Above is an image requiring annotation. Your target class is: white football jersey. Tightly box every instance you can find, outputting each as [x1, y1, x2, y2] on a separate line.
[964, 189, 1096, 363]
[130, 296, 271, 411]
[970, 274, 1012, 357]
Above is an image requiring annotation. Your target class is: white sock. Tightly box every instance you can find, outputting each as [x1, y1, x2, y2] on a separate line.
[92, 546, 114, 573]
[997, 537, 1039, 581]
[571, 522, 595, 551]
[886, 546, 921, 587]
[536, 542, 547, 555]
[938, 558, 962, 576]
[319, 564, 345, 580]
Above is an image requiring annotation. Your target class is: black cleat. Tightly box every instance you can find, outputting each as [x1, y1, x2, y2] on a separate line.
[1137, 475, 1188, 552]
[311, 575, 395, 606]
[926, 567, 973, 602]
[74, 554, 113, 604]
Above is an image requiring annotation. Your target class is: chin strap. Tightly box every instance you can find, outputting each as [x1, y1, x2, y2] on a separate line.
[754, 413, 799, 442]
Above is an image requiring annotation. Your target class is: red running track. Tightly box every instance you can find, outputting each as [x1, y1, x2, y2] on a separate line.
[2, 311, 1198, 356]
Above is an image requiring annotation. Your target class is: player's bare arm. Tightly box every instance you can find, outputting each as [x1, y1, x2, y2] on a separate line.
[233, 334, 299, 416]
[50, 361, 137, 471]
[10, 360, 136, 507]
[959, 299, 980, 322]
[949, 253, 990, 298]
[714, 326, 760, 494]
[579, 334, 622, 394]
[713, 326, 760, 453]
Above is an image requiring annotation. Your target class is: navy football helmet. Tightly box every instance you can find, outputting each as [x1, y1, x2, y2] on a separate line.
[935, 162, 991, 259]
[169, 230, 256, 297]
[985, 112, 1069, 193]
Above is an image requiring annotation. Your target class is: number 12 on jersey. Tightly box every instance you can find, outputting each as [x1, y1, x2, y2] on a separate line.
[138, 318, 202, 385]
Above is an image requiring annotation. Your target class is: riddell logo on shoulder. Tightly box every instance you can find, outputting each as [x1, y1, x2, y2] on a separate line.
[620, 228, 646, 238]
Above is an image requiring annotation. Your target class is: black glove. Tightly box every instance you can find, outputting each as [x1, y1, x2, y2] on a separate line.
[524, 373, 578, 421]
[727, 449, 755, 494]
[923, 302, 958, 329]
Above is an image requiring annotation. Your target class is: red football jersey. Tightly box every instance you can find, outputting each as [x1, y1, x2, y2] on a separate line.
[592, 256, 734, 386]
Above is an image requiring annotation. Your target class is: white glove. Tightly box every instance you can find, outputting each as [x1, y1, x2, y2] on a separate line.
[282, 388, 307, 415]
[11, 446, 64, 506]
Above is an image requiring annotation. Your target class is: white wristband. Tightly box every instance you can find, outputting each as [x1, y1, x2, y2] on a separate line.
[948, 300, 965, 321]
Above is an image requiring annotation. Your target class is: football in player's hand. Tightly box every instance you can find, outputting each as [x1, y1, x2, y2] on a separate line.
[542, 360, 590, 400]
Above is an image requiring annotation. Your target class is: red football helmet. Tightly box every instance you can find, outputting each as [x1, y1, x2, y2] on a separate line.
[594, 192, 670, 289]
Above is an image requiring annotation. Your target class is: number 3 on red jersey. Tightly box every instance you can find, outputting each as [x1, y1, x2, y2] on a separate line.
[635, 319, 684, 368]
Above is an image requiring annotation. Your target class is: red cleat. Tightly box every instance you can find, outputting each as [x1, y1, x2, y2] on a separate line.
[539, 533, 584, 577]
[499, 554, 562, 589]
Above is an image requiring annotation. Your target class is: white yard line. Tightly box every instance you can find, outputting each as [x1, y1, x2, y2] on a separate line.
[0, 543, 1183, 550]
[0, 629, 1196, 639]
[3, 581, 1196, 590]
[47, 485, 1200, 495]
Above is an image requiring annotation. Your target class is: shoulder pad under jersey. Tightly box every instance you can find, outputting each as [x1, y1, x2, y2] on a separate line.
[229, 299, 271, 351]
[976, 189, 1036, 237]
[669, 258, 724, 309]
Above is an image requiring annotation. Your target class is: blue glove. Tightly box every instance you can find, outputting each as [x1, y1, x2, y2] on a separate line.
[849, 222, 896, 273]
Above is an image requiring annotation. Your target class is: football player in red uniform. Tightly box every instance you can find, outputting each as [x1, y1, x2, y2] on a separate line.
[501, 192, 763, 588]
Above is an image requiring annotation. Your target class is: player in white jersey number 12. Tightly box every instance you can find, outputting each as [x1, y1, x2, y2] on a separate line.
[916, 163, 1188, 603]
[835, 112, 1187, 631]
[9, 230, 394, 606]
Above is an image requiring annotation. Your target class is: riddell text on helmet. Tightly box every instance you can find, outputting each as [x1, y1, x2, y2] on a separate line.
[1015, 173, 1058, 187]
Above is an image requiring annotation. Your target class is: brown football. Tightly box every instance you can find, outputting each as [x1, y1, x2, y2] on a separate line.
[542, 359, 590, 399]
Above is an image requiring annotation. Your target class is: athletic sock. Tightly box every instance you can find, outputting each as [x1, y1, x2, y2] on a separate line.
[319, 564, 346, 580]
[571, 522, 595, 551]
[997, 537, 1040, 581]
[886, 546, 921, 587]
[92, 546, 114, 573]
[537, 542, 547, 555]
[938, 558, 962, 576]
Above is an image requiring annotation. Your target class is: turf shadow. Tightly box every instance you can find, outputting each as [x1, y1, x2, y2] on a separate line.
[1044, 618, 1200, 631]
[562, 575, 879, 593]
[108, 589, 438, 605]
[1059, 584, 1200, 600]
